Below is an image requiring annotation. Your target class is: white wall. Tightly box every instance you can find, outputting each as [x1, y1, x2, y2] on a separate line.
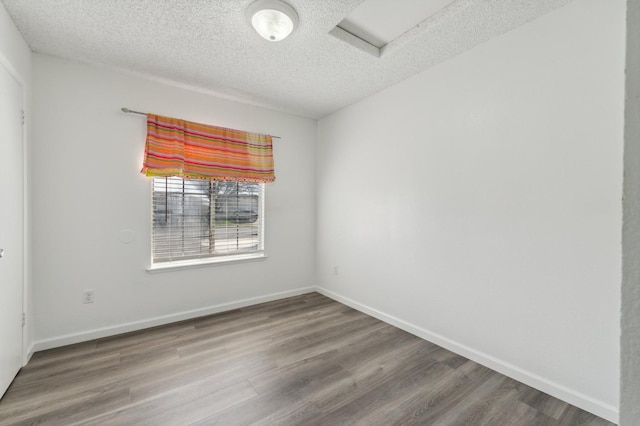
[31, 54, 316, 348]
[0, 3, 30, 76]
[0, 2, 33, 363]
[317, 0, 624, 422]
[621, 0, 640, 423]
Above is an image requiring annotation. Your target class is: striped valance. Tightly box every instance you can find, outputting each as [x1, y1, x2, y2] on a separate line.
[141, 114, 275, 183]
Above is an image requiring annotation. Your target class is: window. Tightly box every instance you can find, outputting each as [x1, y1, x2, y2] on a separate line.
[151, 177, 264, 266]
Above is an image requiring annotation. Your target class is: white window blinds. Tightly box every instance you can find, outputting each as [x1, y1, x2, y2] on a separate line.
[152, 177, 264, 264]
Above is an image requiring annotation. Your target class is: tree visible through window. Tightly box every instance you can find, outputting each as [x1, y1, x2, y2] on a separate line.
[152, 177, 264, 263]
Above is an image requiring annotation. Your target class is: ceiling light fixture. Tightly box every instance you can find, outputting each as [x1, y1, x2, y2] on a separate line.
[247, 0, 299, 42]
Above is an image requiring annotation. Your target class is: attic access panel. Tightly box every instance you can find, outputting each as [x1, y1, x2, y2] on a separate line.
[331, 0, 456, 57]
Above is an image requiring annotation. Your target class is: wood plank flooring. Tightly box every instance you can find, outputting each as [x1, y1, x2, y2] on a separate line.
[0, 293, 613, 425]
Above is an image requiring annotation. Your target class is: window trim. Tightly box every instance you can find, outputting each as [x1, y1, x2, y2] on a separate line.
[148, 178, 266, 271]
[146, 251, 267, 273]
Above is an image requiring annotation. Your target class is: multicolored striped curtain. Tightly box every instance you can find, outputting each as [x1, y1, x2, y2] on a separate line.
[141, 114, 275, 183]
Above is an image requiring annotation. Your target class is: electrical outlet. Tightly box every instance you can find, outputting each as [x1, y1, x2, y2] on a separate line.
[333, 266, 339, 276]
[83, 289, 95, 304]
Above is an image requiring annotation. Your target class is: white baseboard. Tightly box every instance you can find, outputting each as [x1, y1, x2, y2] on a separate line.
[23, 343, 34, 366]
[32, 287, 316, 352]
[316, 287, 619, 424]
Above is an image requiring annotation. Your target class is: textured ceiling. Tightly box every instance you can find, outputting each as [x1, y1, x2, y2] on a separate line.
[1, 0, 573, 118]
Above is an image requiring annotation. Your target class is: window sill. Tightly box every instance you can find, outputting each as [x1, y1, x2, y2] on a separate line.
[146, 252, 267, 273]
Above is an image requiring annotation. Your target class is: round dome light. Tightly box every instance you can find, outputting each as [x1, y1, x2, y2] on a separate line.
[247, 0, 299, 42]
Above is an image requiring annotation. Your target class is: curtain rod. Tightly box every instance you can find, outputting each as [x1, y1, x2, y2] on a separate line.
[120, 107, 281, 139]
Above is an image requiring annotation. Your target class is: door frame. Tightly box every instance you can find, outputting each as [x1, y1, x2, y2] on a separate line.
[0, 51, 29, 366]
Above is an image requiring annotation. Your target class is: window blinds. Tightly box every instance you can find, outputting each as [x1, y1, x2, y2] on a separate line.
[152, 177, 264, 263]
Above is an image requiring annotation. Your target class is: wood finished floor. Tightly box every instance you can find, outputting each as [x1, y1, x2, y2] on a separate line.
[0, 293, 613, 426]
